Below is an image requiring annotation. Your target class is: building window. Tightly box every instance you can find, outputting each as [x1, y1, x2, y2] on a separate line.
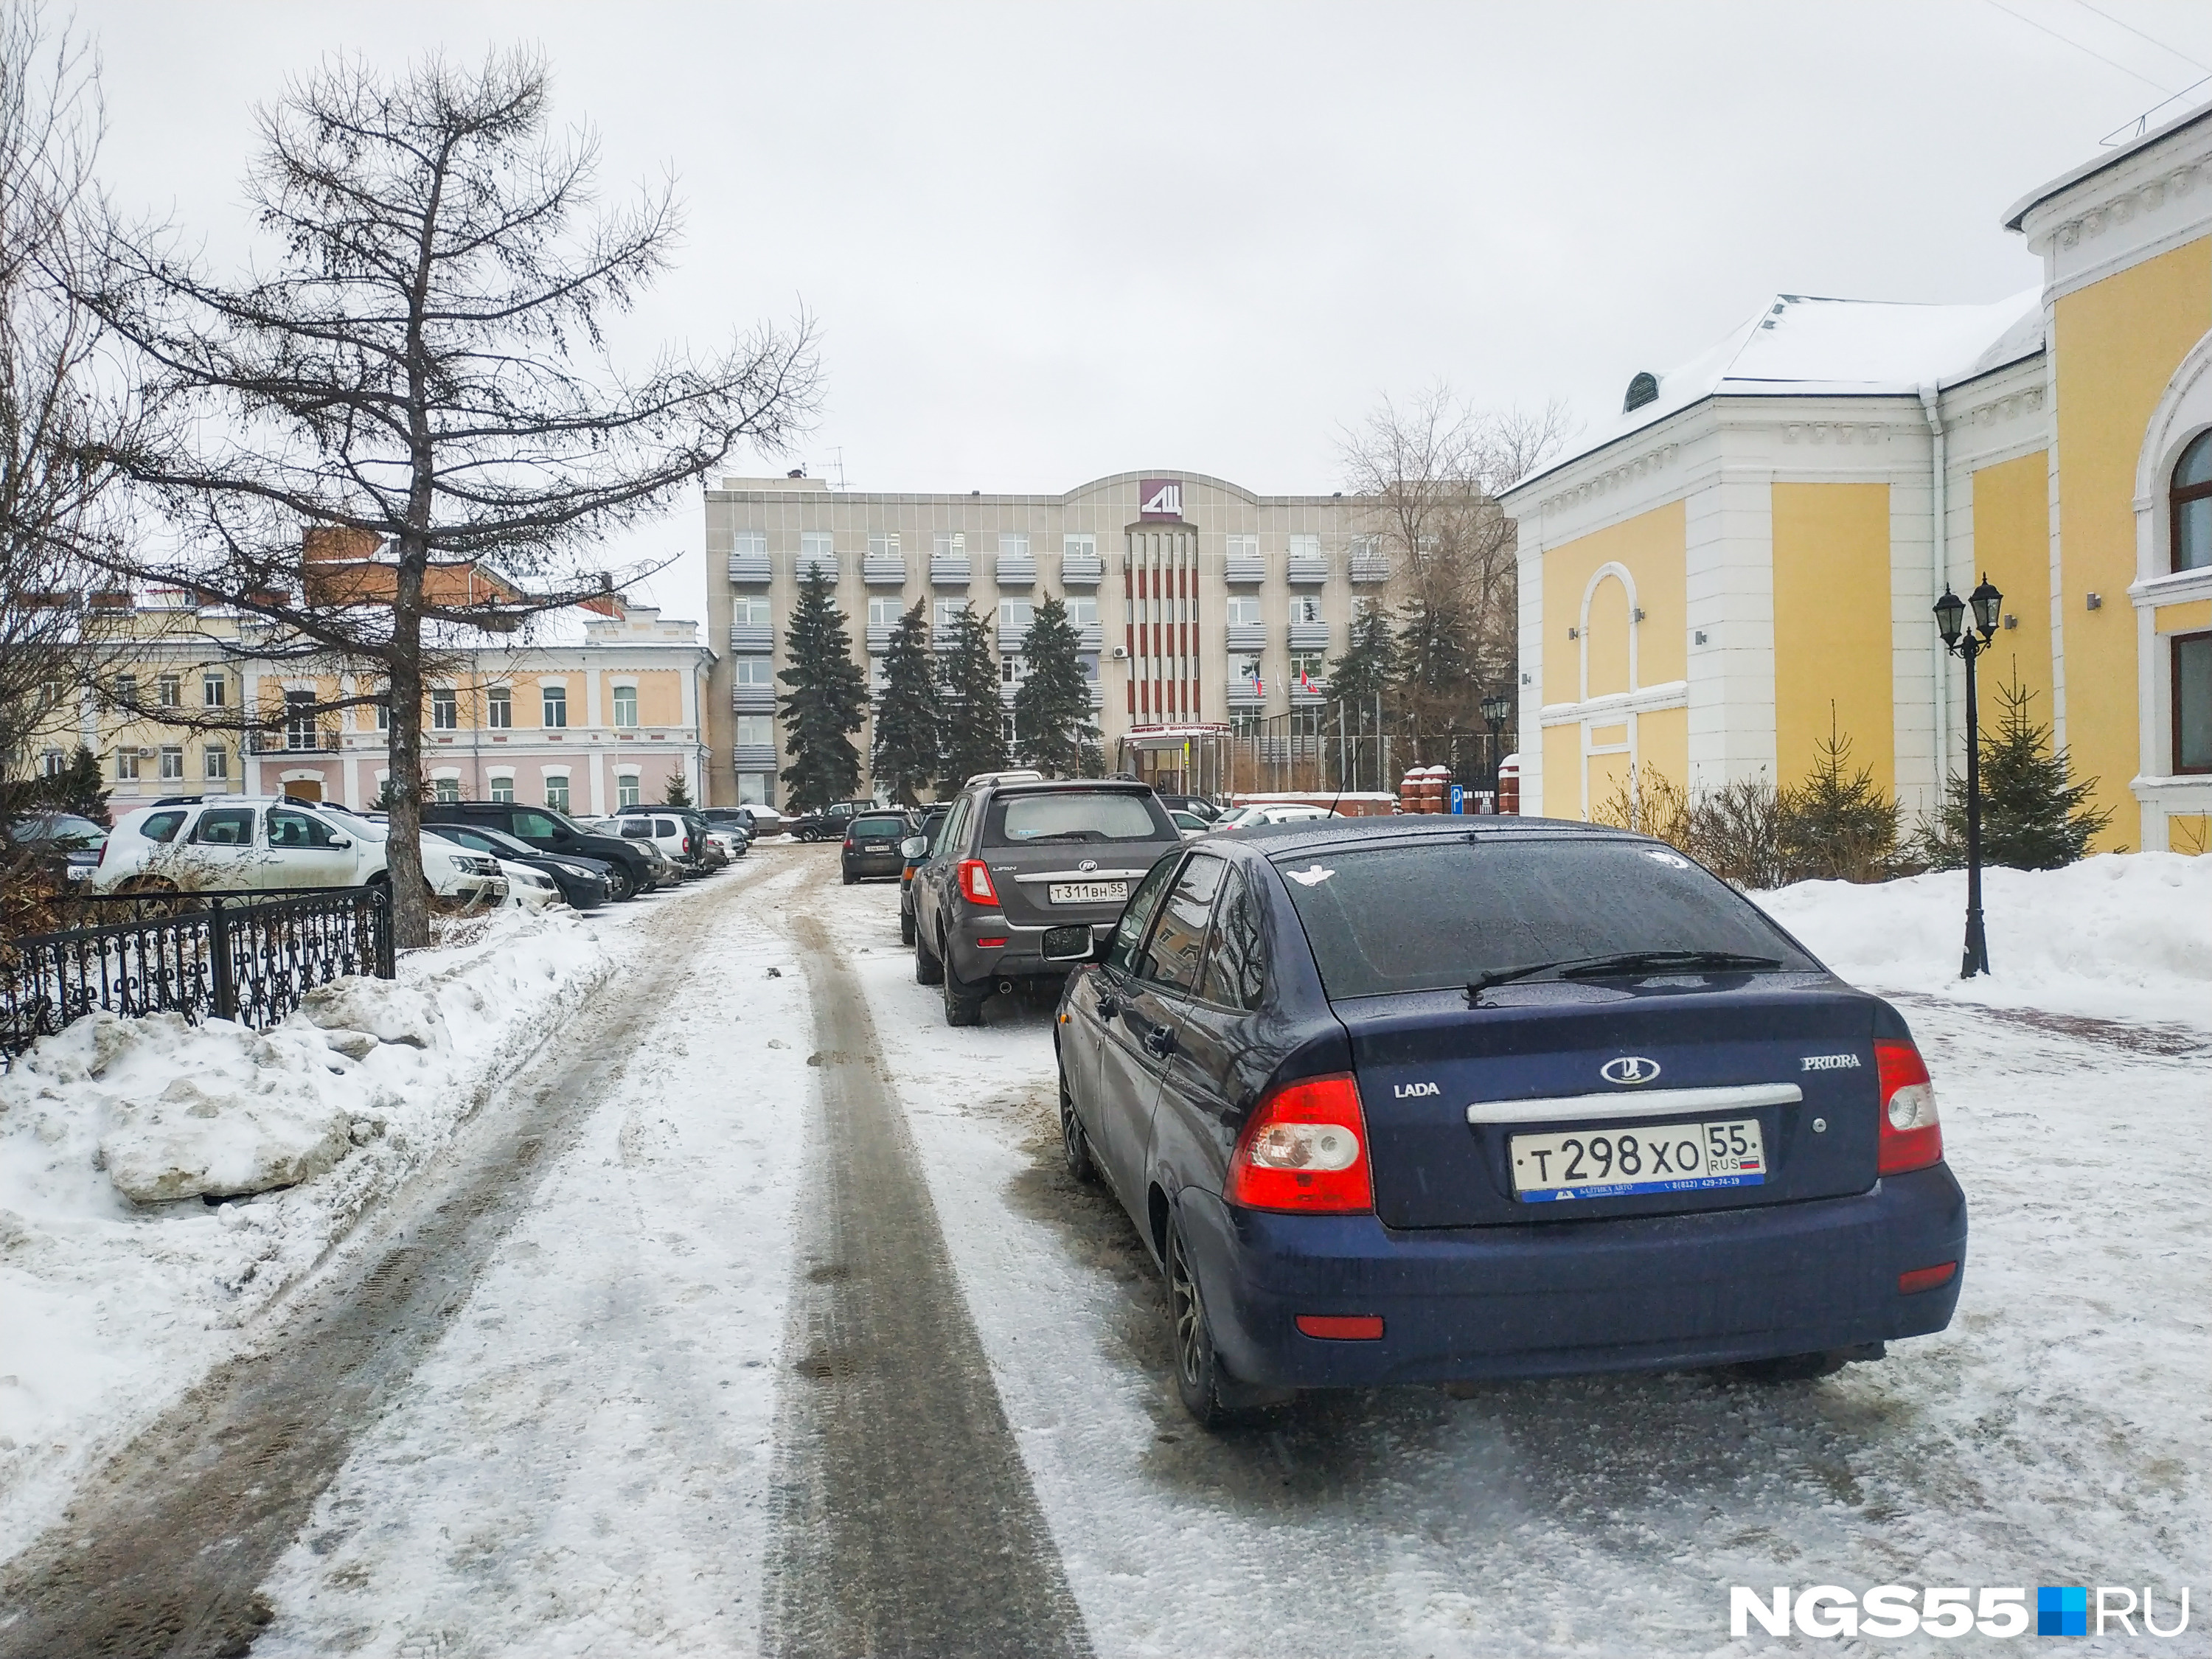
[486, 686, 512, 728]
[431, 688, 458, 730]
[612, 684, 639, 728]
[934, 530, 964, 559]
[116, 748, 139, 781]
[1290, 594, 1323, 626]
[115, 672, 138, 709]
[1002, 714, 1017, 745]
[733, 594, 772, 626]
[2173, 432, 2212, 572]
[542, 684, 568, 727]
[157, 674, 181, 707]
[2177, 631, 2212, 773]
[1225, 533, 1258, 563]
[801, 530, 834, 558]
[616, 773, 641, 808]
[999, 532, 1029, 557]
[869, 596, 902, 628]
[375, 695, 389, 731]
[285, 690, 318, 749]
[159, 745, 184, 780]
[1231, 653, 1262, 684]
[870, 655, 890, 692]
[733, 529, 766, 558]
[869, 532, 900, 559]
[1290, 650, 1325, 688]
[998, 598, 1033, 633]
[1064, 534, 1096, 560]
[935, 599, 964, 631]
[490, 775, 515, 802]
[41, 747, 63, 776]
[434, 777, 461, 802]
[545, 776, 571, 811]
[736, 771, 768, 805]
[1226, 594, 1262, 627]
[1001, 655, 1029, 686]
[733, 657, 774, 687]
[1288, 533, 1321, 560]
[202, 672, 227, 708]
[736, 714, 774, 746]
[203, 745, 228, 781]
[1068, 595, 1098, 629]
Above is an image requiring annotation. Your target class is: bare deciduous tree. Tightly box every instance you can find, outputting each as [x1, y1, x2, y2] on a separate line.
[1336, 385, 1570, 758]
[81, 49, 817, 944]
[0, 2, 140, 839]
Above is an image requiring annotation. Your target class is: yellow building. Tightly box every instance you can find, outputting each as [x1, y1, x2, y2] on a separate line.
[1502, 111, 2212, 857]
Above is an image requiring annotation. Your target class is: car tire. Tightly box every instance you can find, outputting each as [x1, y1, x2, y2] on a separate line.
[606, 866, 636, 902]
[899, 906, 915, 946]
[842, 869, 856, 886]
[1167, 1214, 1245, 1430]
[1059, 1057, 1096, 1183]
[942, 963, 984, 1026]
[914, 924, 944, 986]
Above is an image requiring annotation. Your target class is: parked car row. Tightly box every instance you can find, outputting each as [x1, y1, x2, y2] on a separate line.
[854, 773, 1969, 1433]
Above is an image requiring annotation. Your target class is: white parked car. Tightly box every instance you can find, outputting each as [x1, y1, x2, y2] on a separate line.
[91, 796, 507, 906]
[1210, 803, 1340, 832]
[496, 858, 563, 910]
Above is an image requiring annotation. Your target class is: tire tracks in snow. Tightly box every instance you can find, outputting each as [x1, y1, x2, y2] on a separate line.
[762, 860, 1090, 1659]
[0, 866, 777, 1659]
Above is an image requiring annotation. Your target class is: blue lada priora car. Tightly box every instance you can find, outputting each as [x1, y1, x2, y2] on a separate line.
[1054, 815, 1966, 1427]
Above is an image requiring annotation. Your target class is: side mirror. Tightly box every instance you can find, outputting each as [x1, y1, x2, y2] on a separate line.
[329, 835, 353, 849]
[900, 836, 926, 858]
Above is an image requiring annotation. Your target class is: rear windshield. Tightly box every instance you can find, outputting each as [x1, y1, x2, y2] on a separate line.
[1276, 837, 1818, 1000]
[986, 791, 1172, 846]
[853, 815, 907, 837]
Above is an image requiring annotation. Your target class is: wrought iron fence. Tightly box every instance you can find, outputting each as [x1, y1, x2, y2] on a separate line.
[0, 886, 395, 1062]
[1217, 708, 1518, 799]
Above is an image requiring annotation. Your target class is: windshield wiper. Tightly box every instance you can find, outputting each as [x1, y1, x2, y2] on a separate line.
[1467, 950, 1782, 1006]
[1019, 830, 1097, 844]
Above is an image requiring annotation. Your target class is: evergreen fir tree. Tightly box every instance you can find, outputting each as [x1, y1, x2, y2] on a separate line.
[775, 569, 869, 810]
[661, 771, 693, 807]
[1327, 604, 1399, 723]
[1012, 595, 1102, 777]
[936, 603, 1006, 790]
[1778, 714, 1899, 883]
[1919, 674, 2113, 870]
[1394, 585, 1484, 764]
[872, 599, 941, 805]
[35, 745, 111, 825]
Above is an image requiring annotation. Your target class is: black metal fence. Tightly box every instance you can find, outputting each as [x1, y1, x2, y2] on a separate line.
[0, 886, 396, 1062]
[1222, 709, 1517, 799]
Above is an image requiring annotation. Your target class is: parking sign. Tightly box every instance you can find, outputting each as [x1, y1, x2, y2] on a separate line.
[1450, 785, 1465, 814]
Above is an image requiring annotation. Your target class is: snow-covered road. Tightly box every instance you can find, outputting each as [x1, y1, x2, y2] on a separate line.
[4, 842, 2203, 1658]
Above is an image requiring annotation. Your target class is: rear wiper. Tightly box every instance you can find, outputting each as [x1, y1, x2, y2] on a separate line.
[1019, 831, 1097, 844]
[1467, 950, 1781, 1006]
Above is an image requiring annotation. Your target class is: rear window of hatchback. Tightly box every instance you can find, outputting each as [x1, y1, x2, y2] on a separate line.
[1276, 835, 1816, 1000]
[852, 815, 907, 838]
[986, 790, 1173, 846]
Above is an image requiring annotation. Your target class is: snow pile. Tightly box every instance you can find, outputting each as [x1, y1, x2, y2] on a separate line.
[1756, 852, 2211, 1027]
[0, 904, 615, 1562]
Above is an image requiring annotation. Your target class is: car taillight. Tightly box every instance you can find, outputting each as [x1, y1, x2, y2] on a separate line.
[1225, 1074, 1373, 1214]
[1875, 1039, 1943, 1175]
[683, 836, 692, 853]
[957, 858, 998, 905]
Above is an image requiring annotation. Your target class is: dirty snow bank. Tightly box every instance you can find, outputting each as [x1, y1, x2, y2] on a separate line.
[1756, 852, 2211, 1029]
[0, 904, 614, 1564]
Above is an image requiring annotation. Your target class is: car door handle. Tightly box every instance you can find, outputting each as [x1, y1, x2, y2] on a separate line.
[1096, 994, 1121, 1021]
[1142, 1024, 1176, 1058]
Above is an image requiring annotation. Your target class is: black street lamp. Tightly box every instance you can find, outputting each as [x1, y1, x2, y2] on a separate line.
[1481, 692, 1512, 808]
[1933, 574, 2003, 978]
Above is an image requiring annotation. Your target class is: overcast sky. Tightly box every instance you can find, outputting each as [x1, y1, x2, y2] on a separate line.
[79, 0, 2212, 615]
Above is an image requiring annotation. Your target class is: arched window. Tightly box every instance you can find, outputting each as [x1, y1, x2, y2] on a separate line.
[1623, 372, 1660, 414]
[2169, 430, 2212, 571]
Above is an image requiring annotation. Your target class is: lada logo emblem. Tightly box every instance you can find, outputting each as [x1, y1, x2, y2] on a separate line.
[1601, 1056, 1662, 1086]
[1078, 858, 1097, 872]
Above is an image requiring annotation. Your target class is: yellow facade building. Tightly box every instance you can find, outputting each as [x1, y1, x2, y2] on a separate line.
[1503, 112, 2212, 856]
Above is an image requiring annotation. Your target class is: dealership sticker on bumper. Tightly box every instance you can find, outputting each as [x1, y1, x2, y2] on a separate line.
[1510, 1116, 1764, 1201]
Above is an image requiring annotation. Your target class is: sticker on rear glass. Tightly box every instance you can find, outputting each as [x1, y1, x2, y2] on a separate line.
[1284, 864, 1335, 886]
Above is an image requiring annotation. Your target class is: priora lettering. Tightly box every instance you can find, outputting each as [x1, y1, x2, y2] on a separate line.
[1801, 1054, 1863, 1071]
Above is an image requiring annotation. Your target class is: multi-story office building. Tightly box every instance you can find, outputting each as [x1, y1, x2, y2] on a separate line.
[703, 470, 1390, 805]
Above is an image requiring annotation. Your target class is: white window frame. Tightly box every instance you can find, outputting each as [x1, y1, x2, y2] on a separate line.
[541, 684, 569, 728]
[611, 684, 639, 728]
[486, 686, 512, 728]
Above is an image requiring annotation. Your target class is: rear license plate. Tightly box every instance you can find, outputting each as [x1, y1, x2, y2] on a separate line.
[1048, 880, 1127, 905]
[1043, 924, 1091, 960]
[1509, 1117, 1765, 1202]
[863, 842, 890, 851]
[66, 864, 91, 881]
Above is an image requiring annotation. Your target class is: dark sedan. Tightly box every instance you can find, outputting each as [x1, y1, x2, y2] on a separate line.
[423, 821, 613, 910]
[897, 803, 951, 944]
[840, 811, 911, 883]
[1055, 815, 1967, 1427]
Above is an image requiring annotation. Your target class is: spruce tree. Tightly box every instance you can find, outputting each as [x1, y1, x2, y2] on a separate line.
[936, 603, 1006, 791]
[661, 771, 693, 807]
[1013, 594, 1102, 777]
[1778, 716, 1899, 883]
[872, 599, 940, 805]
[1394, 585, 1483, 764]
[41, 745, 111, 826]
[1327, 604, 1400, 723]
[1919, 675, 2113, 870]
[776, 569, 868, 810]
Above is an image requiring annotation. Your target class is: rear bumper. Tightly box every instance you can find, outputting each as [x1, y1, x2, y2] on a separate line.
[842, 852, 905, 877]
[947, 915, 1113, 983]
[1178, 1164, 1967, 1387]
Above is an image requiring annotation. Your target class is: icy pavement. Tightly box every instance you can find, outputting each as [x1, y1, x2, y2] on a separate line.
[817, 874, 2211, 1659]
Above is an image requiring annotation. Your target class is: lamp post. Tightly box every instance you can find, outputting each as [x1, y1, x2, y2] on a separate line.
[1481, 692, 1512, 813]
[1933, 574, 2003, 978]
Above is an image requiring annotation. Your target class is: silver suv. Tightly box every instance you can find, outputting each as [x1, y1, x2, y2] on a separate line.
[908, 778, 1182, 1026]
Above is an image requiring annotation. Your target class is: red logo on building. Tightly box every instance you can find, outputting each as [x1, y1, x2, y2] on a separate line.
[1138, 479, 1183, 520]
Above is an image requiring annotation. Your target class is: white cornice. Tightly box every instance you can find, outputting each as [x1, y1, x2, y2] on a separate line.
[1539, 680, 1690, 727]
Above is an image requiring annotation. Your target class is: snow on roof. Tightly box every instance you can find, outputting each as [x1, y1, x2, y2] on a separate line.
[2002, 100, 2212, 232]
[1512, 288, 2044, 498]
